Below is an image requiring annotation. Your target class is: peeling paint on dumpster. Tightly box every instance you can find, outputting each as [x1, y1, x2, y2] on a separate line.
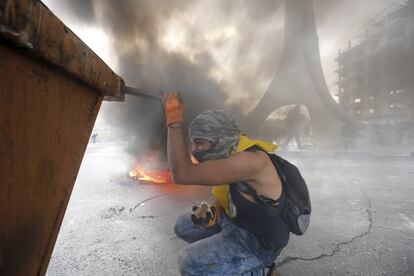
[0, 1, 128, 275]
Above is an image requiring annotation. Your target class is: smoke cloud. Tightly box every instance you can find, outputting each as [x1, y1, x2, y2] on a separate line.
[43, 0, 409, 154]
[44, 0, 286, 156]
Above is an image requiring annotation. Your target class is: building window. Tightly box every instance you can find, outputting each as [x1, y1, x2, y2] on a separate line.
[354, 98, 361, 103]
[369, 96, 374, 100]
[390, 90, 394, 95]
[369, 108, 374, 114]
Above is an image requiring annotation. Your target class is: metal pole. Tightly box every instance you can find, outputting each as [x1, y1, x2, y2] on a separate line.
[124, 86, 160, 101]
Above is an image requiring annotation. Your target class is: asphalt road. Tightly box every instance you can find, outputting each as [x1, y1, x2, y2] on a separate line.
[46, 143, 414, 276]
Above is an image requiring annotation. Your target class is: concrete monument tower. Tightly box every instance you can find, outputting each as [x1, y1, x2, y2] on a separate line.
[247, 0, 354, 146]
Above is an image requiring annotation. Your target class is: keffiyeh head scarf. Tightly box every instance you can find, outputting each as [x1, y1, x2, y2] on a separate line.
[189, 110, 241, 162]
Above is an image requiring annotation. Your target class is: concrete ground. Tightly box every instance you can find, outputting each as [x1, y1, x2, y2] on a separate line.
[46, 142, 414, 276]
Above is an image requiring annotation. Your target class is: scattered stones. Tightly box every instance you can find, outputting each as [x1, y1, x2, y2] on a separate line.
[100, 206, 125, 219]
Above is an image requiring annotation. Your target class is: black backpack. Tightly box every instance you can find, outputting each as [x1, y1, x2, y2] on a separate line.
[268, 153, 311, 235]
[240, 148, 312, 235]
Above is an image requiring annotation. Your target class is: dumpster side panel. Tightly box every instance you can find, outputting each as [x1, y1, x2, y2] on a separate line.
[0, 43, 103, 276]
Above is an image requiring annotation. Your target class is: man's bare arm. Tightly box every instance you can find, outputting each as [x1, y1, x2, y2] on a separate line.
[166, 122, 195, 183]
[161, 91, 267, 186]
[167, 123, 267, 186]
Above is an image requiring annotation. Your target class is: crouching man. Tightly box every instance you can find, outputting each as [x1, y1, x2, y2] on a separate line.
[161, 91, 289, 275]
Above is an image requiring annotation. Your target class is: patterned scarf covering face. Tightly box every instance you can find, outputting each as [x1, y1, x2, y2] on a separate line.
[189, 110, 241, 162]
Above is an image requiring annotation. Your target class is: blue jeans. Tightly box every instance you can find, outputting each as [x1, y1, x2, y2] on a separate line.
[174, 212, 280, 275]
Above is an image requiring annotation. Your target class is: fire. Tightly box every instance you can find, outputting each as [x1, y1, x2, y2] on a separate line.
[129, 151, 172, 184]
[129, 151, 198, 184]
[129, 166, 171, 184]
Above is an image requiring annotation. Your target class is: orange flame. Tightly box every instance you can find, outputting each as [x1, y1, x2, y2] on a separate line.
[129, 151, 198, 184]
[129, 151, 172, 184]
[129, 166, 171, 184]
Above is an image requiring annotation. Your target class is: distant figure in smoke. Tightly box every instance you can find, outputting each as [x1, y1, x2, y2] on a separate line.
[281, 105, 304, 150]
[161, 91, 290, 275]
[91, 133, 98, 143]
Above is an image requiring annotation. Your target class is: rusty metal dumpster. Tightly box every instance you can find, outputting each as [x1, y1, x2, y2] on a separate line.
[0, 1, 126, 275]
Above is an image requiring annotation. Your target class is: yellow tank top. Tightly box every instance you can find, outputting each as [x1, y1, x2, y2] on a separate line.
[211, 135, 278, 216]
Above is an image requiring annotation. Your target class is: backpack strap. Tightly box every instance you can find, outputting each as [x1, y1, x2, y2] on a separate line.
[234, 182, 283, 208]
[233, 145, 284, 208]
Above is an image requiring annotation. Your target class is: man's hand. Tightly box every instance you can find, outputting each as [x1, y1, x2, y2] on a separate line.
[191, 202, 218, 227]
[160, 91, 183, 127]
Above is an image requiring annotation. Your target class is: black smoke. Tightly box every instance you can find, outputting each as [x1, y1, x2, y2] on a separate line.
[43, 0, 406, 153]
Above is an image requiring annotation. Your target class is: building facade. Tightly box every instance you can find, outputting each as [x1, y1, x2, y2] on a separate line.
[336, 0, 414, 146]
